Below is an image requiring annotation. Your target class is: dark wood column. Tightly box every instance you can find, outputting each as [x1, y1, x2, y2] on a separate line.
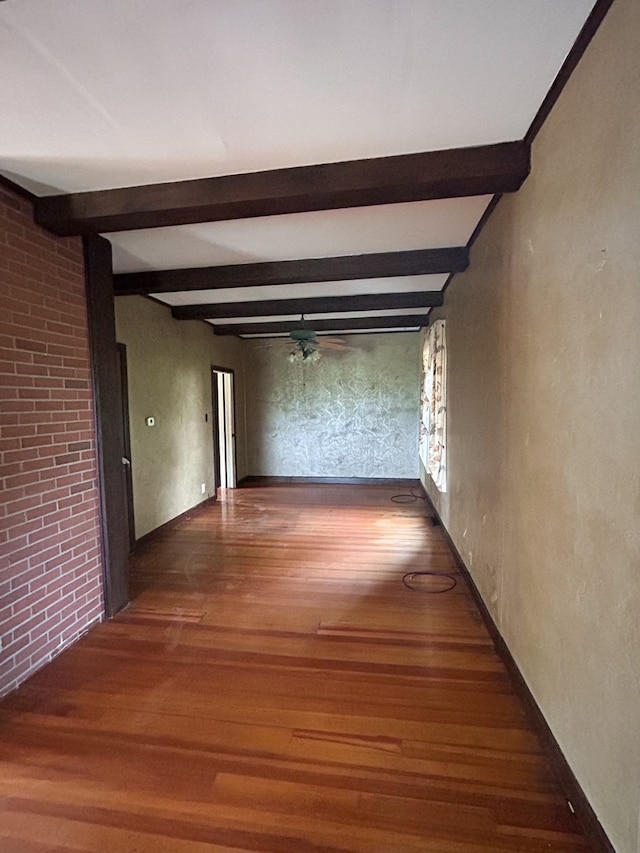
[83, 236, 129, 615]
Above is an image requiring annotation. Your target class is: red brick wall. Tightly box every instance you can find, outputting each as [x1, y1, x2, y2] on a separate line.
[0, 185, 104, 696]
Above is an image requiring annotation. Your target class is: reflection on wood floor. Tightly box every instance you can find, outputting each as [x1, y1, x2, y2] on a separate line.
[0, 484, 590, 852]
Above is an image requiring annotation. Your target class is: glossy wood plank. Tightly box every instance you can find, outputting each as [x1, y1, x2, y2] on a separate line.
[0, 484, 591, 852]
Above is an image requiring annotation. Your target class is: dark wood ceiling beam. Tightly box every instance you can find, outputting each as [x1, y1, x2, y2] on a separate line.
[171, 290, 442, 321]
[0, 173, 36, 203]
[114, 246, 468, 295]
[35, 141, 530, 237]
[213, 314, 431, 336]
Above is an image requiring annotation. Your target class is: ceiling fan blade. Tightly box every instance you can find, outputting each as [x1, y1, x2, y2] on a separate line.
[250, 339, 291, 348]
[319, 340, 351, 351]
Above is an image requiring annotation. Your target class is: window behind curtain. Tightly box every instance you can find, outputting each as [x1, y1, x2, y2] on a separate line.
[419, 319, 447, 491]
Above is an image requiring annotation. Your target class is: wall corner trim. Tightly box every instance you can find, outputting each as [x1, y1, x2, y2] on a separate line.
[418, 483, 616, 853]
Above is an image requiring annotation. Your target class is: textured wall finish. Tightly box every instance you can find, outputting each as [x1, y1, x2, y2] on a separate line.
[245, 333, 420, 479]
[114, 297, 246, 539]
[422, 2, 640, 850]
[0, 185, 104, 697]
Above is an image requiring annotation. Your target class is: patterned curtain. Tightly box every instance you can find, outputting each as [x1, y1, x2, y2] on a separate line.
[419, 320, 447, 491]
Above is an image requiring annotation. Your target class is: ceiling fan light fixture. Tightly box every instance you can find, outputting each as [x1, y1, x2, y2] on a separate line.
[288, 342, 320, 363]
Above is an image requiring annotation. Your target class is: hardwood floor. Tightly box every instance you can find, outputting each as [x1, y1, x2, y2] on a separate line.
[0, 484, 591, 852]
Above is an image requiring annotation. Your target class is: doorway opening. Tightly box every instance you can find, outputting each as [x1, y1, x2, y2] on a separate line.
[212, 367, 237, 492]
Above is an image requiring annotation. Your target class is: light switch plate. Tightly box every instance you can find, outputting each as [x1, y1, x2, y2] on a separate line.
[145, 416, 155, 427]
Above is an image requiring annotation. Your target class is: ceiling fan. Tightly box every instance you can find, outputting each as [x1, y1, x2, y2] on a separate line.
[255, 317, 351, 362]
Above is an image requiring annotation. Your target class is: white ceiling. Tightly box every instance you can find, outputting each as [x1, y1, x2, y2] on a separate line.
[157, 274, 448, 307]
[107, 196, 493, 273]
[0, 0, 596, 335]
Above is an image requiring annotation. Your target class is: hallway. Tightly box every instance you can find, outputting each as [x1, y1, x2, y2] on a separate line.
[0, 484, 590, 852]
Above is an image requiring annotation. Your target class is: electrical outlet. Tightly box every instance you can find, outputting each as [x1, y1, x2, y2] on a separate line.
[201, 483, 206, 494]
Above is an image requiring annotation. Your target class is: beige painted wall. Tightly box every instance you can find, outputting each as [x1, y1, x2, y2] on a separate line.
[423, 2, 640, 850]
[115, 296, 246, 539]
[244, 333, 420, 478]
